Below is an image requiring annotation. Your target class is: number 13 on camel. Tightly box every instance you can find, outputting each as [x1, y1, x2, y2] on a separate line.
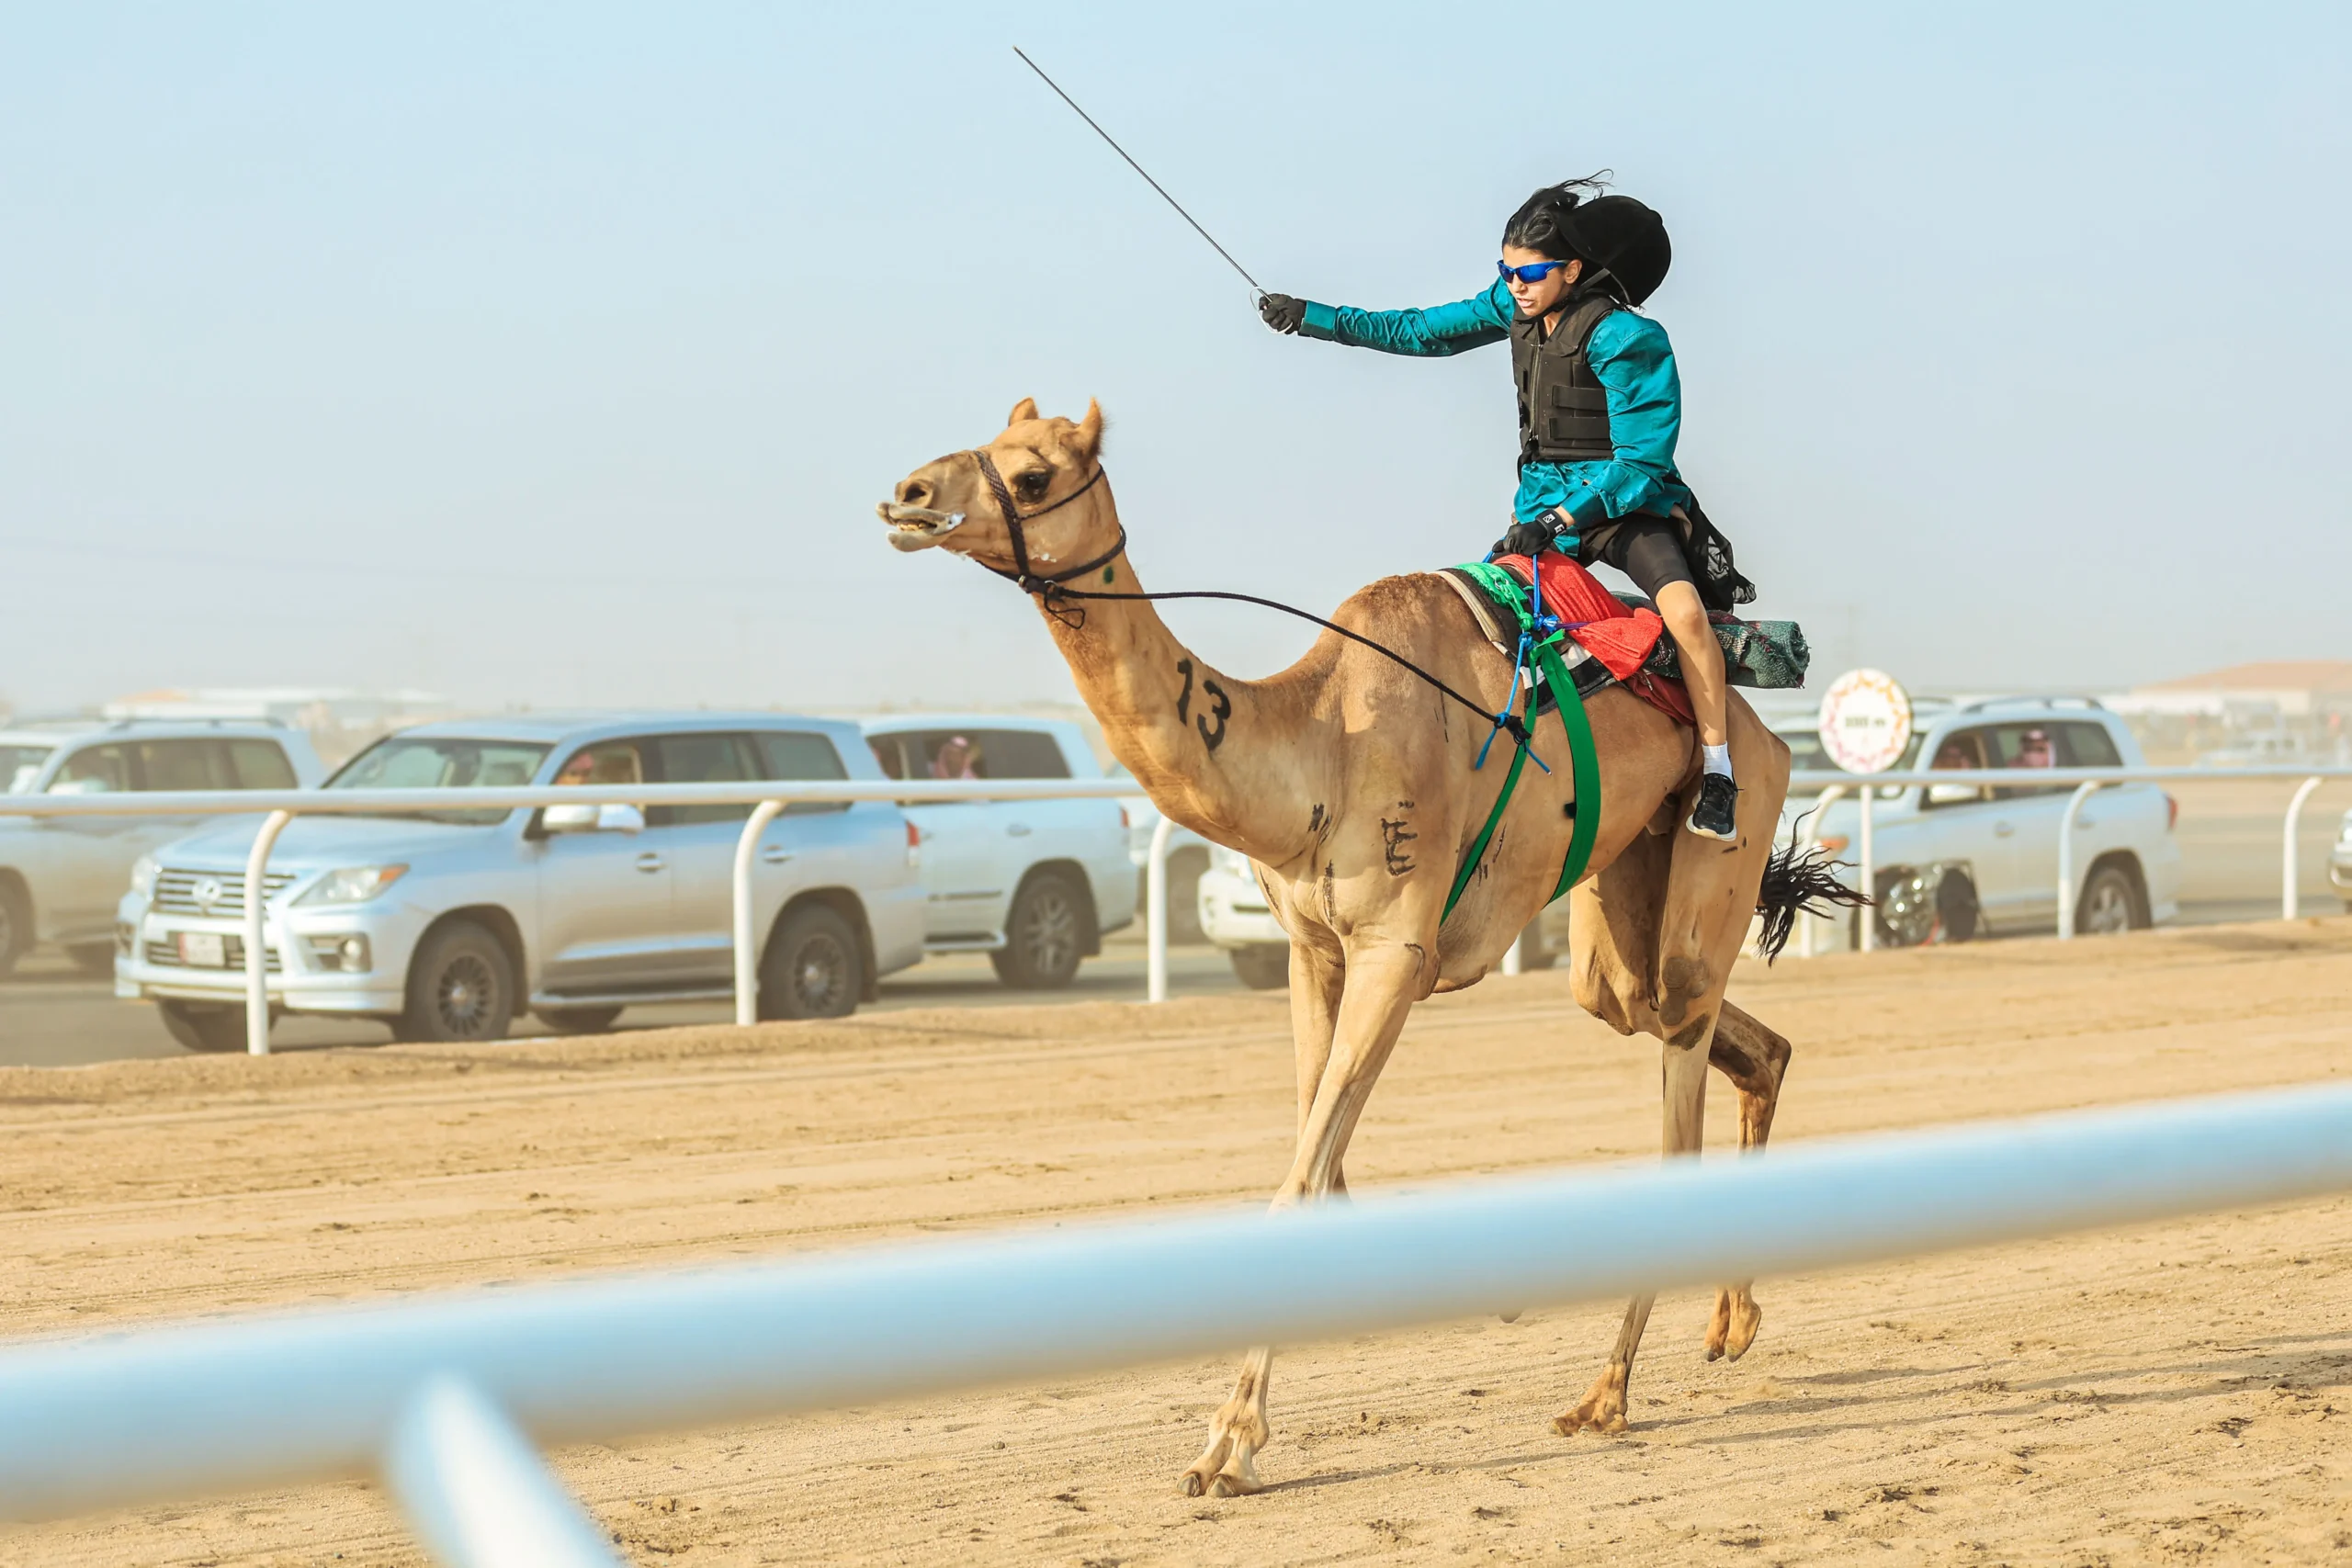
[878, 397, 1849, 1496]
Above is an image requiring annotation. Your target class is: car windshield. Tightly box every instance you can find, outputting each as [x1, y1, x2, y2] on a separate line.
[0, 745, 53, 795]
[323, 738, 551, 826]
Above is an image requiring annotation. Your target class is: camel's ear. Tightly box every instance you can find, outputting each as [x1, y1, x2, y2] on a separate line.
[1005, 397, 1040, 428]
[1068, 398, 1104, 463]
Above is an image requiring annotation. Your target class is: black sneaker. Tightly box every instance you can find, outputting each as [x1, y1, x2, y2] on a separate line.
[1687, 773, 1738, 841]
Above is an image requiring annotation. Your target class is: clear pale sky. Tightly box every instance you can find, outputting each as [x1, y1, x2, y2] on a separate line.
[3, 3, 2346, 716]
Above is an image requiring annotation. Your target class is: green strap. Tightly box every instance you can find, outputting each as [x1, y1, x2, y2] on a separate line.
[1444, 689, 1532, 919]
[1535, 640, 1601, 900]
[1440, 564, 1605, 921]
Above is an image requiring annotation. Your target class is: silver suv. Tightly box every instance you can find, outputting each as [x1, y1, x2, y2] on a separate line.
[1779, 697, 2181, 946]
[113, 714, 924, 1051]
[0, 719, 322, 978]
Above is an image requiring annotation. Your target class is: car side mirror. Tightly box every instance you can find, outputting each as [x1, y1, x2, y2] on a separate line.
[1926, 783, 1982, 806]
[543, 802, 644, 835]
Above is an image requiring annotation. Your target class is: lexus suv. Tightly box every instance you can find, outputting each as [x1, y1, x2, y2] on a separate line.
[0, 719, 322, 978]
[114, 714, 924, 1051]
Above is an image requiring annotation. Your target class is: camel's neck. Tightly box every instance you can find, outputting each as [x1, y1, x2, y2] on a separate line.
[1038, 551, 1325, 867]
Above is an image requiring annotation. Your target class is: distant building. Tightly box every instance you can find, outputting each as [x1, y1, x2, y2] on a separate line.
[2107, 662, 2352, 765]
[2108, 662, 2352, 722]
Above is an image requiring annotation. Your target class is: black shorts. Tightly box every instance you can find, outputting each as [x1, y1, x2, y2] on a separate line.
[1574, 515, 1694, 604]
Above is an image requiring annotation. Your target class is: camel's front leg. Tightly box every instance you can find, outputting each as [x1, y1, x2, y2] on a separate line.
[1703, 1001, 1792, 1361]
[1181, 942, 1422, 1497]
[1558, 1032, 1710, 1436]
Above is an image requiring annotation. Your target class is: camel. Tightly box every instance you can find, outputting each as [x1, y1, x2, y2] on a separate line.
[880, 399, 1820, 1498]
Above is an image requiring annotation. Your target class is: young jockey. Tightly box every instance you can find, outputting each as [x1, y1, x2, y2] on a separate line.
[1258, 179, 1740, 841]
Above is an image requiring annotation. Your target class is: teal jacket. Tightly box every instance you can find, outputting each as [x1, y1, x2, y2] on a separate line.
[1299, 278, 1691, 529]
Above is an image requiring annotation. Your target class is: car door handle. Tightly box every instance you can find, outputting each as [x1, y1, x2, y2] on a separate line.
[634, 852, 667, 873]
[1993, 821, 2015, 838]
[1005, 822, 1034, 838]
[761, 846, 795, 864]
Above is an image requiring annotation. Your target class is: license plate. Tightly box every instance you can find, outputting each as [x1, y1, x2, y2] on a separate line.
[177, 931, 228, 968]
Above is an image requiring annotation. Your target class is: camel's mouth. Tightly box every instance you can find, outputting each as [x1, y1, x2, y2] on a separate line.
[876, 500, 963, 553]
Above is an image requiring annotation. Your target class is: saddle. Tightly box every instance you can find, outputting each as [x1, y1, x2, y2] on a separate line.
[1439, 552, 1810, 729]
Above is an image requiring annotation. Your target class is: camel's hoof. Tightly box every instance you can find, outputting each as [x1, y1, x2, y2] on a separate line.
[1724, 1299, 1763, 1361]
[1498, 1307, 1523, 1325]
[1208, 1470, 1262, 1497]
[1706, 1290, 1763, 1362]
[1707, 1290, 1763, 1362]
[1552, 1403, 1629, 1438]
[1180, 1469, 1209, 1498]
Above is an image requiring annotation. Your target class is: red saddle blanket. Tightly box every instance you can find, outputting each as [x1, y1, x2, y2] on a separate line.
[1495, 552, 1696, 727]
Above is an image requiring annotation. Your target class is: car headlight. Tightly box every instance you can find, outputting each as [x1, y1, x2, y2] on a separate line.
[130, 854, 159, 897]
[295, 864, 408, 906]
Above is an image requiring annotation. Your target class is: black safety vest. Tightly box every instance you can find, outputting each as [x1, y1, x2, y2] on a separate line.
[1510, 292, 1623, 466]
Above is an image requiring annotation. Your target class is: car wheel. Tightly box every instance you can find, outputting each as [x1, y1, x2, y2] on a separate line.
[533, 1006, 623, 1035]
[397, 920, 515, 1043]
[0, 881, 29, 979]
[1228, 943, 1291, 990]
[1873, 868, 1940, 948]
[2077, 863, 2147, 936]
[158, 998, 250, 1054]
[1935, 872, 1980, 943]
[66, 942, 119, 978]
[759, 905, 863, 1021]
[991, 871, 1087, 989]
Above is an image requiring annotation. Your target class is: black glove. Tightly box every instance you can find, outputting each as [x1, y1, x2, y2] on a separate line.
[1258, 293, 1307, 334]
[1490, 519, 1560, 558]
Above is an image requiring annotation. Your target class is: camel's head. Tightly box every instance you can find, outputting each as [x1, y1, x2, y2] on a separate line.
[878, 398, 1113, 578]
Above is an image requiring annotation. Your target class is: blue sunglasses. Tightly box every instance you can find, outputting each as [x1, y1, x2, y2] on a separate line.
[1497, 259, 1571, 284]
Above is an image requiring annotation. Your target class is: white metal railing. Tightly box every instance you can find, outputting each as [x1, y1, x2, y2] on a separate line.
[0, 1080, 2346, 1560]
[6, 763, 2346, 1043]
[1785, 765, 2352, 951]
[0, 779, 1141, 1053]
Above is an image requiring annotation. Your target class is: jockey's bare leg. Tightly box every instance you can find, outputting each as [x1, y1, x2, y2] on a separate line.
[1655, 581, 1728, 749]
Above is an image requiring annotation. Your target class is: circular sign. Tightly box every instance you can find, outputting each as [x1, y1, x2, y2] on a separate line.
[1817, 669, 1913, 774]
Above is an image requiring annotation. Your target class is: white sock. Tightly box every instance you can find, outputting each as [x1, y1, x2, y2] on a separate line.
[1702, 743, 1734, 781]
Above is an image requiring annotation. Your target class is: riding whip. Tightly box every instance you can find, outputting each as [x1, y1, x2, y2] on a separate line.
[1011, 46, 1264, 299]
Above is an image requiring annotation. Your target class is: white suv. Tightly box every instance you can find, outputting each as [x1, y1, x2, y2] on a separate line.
[1780, 697, 2181, 947]
[114, 714, 924, 1051]
[0, 720, 323, 978]
[858, 716, 1136, 987]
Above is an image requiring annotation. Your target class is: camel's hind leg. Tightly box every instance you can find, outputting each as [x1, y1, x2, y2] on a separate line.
[1703, 1001, 1792, 1361]
[1556, 1032, 1710, 1435]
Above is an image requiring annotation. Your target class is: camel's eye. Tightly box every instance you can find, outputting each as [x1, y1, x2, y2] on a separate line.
[1014, 470, 1051, 502]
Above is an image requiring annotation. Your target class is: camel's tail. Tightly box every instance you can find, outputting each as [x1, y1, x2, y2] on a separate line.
[1754, 840, 1873, 964]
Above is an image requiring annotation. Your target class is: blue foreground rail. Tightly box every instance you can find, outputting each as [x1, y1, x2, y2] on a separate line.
[0, 1083, 2349, 1546]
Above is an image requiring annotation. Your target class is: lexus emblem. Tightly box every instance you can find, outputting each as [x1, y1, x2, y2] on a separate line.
[192, 877, 224, 911]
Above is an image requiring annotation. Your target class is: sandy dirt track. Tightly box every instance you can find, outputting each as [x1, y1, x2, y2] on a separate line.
[3, 921, 2350, 1566]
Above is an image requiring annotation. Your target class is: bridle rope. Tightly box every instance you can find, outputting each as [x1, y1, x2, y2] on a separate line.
[959, 451, 1529, 745]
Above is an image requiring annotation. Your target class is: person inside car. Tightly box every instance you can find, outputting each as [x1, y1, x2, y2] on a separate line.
[930, 736, 979, 780]
[2016, 729, 2055, 769]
